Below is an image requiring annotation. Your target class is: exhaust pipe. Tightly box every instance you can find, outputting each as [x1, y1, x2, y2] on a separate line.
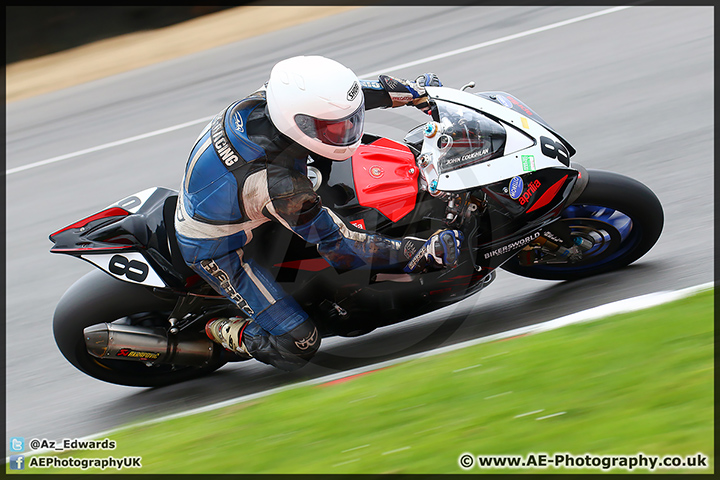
[84, 323, 218, 367]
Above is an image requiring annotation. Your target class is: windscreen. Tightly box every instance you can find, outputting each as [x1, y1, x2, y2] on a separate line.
[432, 100, 506, 174]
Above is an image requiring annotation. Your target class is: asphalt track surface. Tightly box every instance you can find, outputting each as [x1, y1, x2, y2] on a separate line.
[6, 6, 713, 447]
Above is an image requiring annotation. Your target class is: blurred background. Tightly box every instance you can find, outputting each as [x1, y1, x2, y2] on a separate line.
[6, 6, 238, 63]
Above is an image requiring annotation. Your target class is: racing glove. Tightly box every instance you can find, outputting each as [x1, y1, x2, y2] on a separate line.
[379, 73, 442, 114]
[403, 229, 463, 274]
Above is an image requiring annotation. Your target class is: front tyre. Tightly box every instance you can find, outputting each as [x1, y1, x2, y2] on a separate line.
[501, 169, 663, 281]
[53, 270, 226, 387]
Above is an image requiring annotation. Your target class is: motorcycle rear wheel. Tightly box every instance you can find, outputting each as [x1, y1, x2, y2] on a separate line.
[500, 169, 663, 281]
[53, 270, 227, 387]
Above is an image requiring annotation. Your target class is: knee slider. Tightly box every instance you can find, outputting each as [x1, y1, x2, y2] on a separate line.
[282, 320, 320, 359]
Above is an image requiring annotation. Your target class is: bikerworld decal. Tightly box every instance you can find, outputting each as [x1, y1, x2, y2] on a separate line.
[509, 176, 524, 199]
[116, 349, 161, 360]
[294, 327, 319, 351]
[211, 113, 240, 167]
[200, 259, 255, 316]
[347, 81, 360, 101]
[519, 179, 542, 206]
[483, 231, 541, 260]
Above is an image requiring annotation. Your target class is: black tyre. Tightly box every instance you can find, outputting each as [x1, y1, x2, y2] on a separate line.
[501, 169, 663, 281]
[53, 270, 226, 387]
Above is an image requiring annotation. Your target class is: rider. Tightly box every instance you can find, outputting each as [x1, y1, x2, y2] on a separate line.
[175, 55, 463, 371]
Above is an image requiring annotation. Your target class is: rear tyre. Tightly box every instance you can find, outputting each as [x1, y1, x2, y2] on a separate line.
[500, 169, 663, 281]
[53, 270, 226, 387]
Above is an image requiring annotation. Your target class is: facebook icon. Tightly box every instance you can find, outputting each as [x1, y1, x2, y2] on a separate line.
[10, 455, 25, 470]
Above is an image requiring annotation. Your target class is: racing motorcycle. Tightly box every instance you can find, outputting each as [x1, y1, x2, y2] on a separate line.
[50, 83, 663, 387]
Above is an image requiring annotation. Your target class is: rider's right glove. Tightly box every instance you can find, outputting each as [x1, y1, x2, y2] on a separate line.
[403, 229, 463, 274]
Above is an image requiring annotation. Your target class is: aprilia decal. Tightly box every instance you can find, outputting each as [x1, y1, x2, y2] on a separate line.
[518, 179, 542, 206]
[350, 219, 366, 230]
[507, 95, 534, 116]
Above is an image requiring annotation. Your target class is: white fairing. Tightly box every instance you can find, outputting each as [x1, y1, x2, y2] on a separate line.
[82, 252, 167, 288]
[105, 187, 158, 213]
[95, 187, 167, 287]
[423, 87, 569, 192]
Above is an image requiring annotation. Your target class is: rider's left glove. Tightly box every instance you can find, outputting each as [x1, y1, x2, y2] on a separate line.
[379, 73, 442, 114]
[403, 229, 463, 274]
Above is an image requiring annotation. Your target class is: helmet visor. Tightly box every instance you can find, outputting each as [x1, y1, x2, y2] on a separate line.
[295, 102, 365, 147]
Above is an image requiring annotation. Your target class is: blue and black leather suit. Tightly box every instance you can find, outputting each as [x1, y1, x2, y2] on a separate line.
[175, 77, 427, 371]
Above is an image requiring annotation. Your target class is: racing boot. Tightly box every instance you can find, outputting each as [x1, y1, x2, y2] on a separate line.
[205, 317, 252, 359]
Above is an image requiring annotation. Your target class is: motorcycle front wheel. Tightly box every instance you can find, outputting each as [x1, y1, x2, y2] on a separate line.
[500, 169, 664, 281]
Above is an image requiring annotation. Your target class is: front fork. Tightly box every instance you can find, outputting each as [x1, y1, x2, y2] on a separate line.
[516, 163, 591, 266]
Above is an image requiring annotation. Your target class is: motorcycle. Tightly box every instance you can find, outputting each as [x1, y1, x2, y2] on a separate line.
[49, 83, 663, 387]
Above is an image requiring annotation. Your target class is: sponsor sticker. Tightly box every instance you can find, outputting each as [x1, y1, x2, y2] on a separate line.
[509, 176, 524, 199]
[519, 179, 542, 205]
[347, 81, 360, 101]
[294, 328, 318, 350]
[484, 231, 541, 260]
[350, 219, 366, 230]
[521, 155, 536, 172]
[497, 95, 513, 108]
[233, 111, 244, 133]
[369, 166, 384, 178]
[116, 349, 161, 360]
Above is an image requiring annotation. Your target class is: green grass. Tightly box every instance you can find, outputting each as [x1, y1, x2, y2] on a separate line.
[15, 289, 713, 474]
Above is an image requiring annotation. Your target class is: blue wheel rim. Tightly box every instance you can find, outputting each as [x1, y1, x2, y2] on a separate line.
[526, 204, 640, 273]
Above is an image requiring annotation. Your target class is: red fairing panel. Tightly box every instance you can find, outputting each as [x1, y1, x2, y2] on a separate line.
[351, 138, 419, 222]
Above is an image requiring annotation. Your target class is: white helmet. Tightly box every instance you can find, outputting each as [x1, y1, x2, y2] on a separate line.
[266, 56, 364, 161]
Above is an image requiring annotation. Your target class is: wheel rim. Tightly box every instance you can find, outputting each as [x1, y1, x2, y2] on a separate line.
[523, 204, 641, 273]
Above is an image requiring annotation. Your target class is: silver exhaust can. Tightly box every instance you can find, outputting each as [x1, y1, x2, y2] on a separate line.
[84, 323, 216, 366]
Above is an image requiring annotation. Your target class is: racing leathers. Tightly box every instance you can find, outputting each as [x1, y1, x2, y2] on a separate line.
[175, 74, 450, 371]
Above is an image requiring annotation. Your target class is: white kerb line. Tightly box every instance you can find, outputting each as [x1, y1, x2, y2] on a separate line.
[6, 6, 633, 177]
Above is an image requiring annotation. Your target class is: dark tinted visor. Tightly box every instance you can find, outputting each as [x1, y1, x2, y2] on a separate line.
[295, 102, 365, 147]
